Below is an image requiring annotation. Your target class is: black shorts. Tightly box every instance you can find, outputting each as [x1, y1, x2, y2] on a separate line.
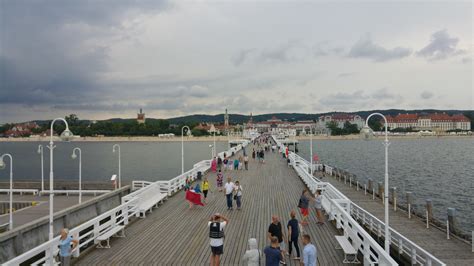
[211, 245, 224, 255]
[203, 190, 208, 198]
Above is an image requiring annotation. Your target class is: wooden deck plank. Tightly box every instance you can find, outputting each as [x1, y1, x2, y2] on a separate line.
[75, 145, 349, 265]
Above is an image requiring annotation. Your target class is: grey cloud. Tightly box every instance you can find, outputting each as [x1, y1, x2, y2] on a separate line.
[420, 91, 434, 99]
[258, 41, 309, 64]
[337, 72, 356, 78]
[416, 30, 466, 61]
[313, 41, 344, 57]
[348, 34, 412, 62]
[0, 0, 170, 106]
[231, 49, 257, 66]
[461, 57, 472, 64]
[319, 89, 404, 109]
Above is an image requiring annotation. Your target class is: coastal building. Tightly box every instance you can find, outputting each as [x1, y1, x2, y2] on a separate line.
[4, 122, 40, 137]
[317, 113, 365, 129]
[385, 113, 471, 131]
[137, 109, 145, 124]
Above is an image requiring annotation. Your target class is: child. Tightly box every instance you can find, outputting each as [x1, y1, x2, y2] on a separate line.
[202, 177, 210, 202]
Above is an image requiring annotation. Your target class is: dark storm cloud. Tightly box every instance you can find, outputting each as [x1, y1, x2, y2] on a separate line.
[0, 0, 170, 106]
[416, 30, 466, 61]
[348, 34, 412, 62]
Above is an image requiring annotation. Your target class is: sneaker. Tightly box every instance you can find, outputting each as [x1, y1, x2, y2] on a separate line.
[279, 261, 286, 265]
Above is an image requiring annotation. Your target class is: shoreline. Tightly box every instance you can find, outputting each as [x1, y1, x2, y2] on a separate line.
[0, 134, 472, 142]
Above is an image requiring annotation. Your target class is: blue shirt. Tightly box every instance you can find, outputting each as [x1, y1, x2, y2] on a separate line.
[59, 236, 73, 257]
[264, 246, 281, 266]
[303, 243, 317, 266]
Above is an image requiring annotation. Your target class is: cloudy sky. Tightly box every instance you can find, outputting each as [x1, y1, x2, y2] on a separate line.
[0, 0, 472, 123]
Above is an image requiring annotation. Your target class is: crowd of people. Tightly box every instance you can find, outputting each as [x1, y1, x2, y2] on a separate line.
[184, 135, 323, 265]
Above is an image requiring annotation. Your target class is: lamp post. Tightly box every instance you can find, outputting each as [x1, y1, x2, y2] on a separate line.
[48, 118, 73, 244]
[302, 125, 313, 175]
[212, 131, 216, 157]
[37, 145, 44, 192]
[360, 113, 390, 253]
[112, 144, 121, 188]
[181, 125, 190, 174]
[71, 148, 82, 204]
[0, 154, 13, 230]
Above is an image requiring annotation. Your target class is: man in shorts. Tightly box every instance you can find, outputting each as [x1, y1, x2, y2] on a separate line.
[209, 213, 229, 266]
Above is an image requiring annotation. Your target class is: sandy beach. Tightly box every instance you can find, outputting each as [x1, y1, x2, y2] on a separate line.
[0, 134, 472, 142]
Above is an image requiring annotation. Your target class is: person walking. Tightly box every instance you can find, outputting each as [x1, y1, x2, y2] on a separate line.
[260, 150, 265, 164]
[223, 157, 229, 171]
[298, 189, 311, 225]
[242, 238, 260, 266]
[234, 157, 240, 170]
[216, 170, 224, 192]
[234, 181, 243, 210]
[217, 156, 223, 171]
[58, 228, 78, 266]
[264, 236, 282, 266]
[224, 177, 235, 210]
[209, 213, 229, 266]
[301, 234, 317, 266]
[267, 215, 286, 265]
[202, 178, 210, 202]
[244, 154, 249, 170]
[252, 149, 256, 160]
[314, 190, 325, 225]
[287, 210, 301, 260]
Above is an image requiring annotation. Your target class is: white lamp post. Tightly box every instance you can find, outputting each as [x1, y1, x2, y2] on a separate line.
[209, 144, 214, 158]
[37, 145, 44, 192]
[360, 113, 390, 253]
[71, 148, 82, 204]
[112, 144, 121, 188]
[302, 125, 314, 175]
[48, 118, 73, 245]
[212, 131, 216, 157]
[181, 125, 190, 174]
[0, 154, 13, 230]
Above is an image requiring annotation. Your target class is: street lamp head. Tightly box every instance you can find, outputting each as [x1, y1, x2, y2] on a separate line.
[0, 156, 5, 170]
[113, 144, 119, 153]
[71, 152, 77, 160]
[60, 128, 74, 141]
[37, 145, 42, 154]
[209, 144, 213, 148]
[360, 125, 374, 141]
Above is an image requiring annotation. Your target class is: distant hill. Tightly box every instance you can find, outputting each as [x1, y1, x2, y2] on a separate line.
[167, 109, 474, 124]
[26, 109, 473, 126]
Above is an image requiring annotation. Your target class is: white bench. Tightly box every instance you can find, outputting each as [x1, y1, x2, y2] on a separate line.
[95, 225, 125, 248]
[137, 185, 168, 218]
[335, 235, 360, 264]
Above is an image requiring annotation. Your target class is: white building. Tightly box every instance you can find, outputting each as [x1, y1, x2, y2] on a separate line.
[317, 113, 365, 129]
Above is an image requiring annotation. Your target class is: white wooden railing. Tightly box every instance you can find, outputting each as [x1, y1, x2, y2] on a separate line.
[4, 198, 139, 265]
[4, 139, 251, 265]
[274, 136, 445, 266]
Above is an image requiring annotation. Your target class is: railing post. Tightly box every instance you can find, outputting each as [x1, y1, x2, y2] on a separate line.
[368, 178, 373, 193]
[447, 208, 457, 235]
[372, 188, 375, 200]
[426, 199, 432, 228]
[406, 192, 412, 219]
[349, 176, 352, 187]
[411, 248, 417, 265]
[73, 231, 80, 257]
[356, 181, 359, 191]
[364, 184, 367, 195]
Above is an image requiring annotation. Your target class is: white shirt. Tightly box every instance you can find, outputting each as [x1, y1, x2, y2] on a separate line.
[225, 182, 235, 194]
[208, 221, 226, 247]
[236, 185, 243, 196]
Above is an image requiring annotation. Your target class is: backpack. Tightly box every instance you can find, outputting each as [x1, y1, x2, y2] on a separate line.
[209, 222, 225, 239]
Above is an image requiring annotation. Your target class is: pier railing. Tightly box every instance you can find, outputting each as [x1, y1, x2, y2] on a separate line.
[274, 136, 445, 266]
[286, 151, 397, 265]
[4, 139, 251, 264]
[4, 198, 139, 265]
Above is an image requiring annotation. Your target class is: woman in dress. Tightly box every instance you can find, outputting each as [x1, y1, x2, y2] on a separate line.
[216, 169, 224, 192]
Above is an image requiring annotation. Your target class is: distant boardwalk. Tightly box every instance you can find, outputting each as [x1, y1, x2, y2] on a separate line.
[76, 145, 349, 265]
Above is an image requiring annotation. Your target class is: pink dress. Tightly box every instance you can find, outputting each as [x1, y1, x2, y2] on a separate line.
[211, 158, 217, 172]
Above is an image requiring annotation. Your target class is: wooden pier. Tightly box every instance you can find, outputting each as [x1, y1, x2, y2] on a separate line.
[75, 146, 352, 265]
[321, 173, 474, 266]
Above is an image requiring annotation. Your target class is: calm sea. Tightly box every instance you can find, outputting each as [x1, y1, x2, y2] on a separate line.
[297, 138, 473, 234]
[0, 138, 472, 233]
